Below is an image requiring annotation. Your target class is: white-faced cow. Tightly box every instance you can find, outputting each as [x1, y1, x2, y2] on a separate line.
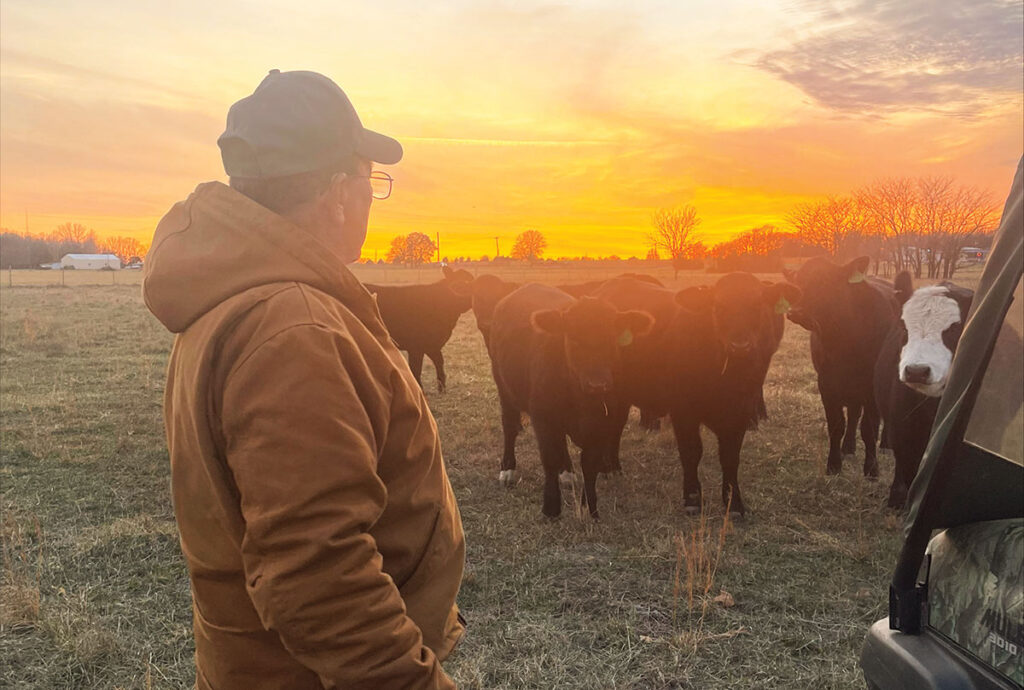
[874, 273, 973, 508]
[595, 273, 801, 516]
[364, 266, 473, 392]
[487, 283, 653, 519]
[784, 256, 898, 477]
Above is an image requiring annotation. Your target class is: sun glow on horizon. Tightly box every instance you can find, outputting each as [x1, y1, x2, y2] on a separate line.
[2, 0, 1021, 259]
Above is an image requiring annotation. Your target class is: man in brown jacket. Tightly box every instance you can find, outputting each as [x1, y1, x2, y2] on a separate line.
[143, 70, 465, 689]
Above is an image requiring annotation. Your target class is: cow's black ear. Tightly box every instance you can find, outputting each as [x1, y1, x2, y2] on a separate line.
[614, 310, 655, 345]
[442, 265, 455, 280]
[675, 286, 713, 313]
[894, 271, 914, 305]
[531, 309, 565, 334]
[844, 256, 871, 283]
[762, 282, 802, 314]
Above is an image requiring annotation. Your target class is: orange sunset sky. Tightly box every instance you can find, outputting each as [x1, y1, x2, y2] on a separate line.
[1, 1, 1022, 259]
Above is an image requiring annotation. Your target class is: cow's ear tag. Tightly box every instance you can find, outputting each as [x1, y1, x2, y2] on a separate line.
[774, 296, 791, 315]
[848, 271, 866, 284]
[618, 329, 634, 347]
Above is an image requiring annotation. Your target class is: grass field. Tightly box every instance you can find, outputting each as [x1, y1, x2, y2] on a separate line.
[1, 265, 977, 689]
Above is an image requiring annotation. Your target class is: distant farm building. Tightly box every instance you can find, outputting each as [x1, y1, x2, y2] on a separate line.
[60, 253, 121, 270]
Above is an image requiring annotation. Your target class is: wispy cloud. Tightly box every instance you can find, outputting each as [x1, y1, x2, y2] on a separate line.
[753, 0, 1023, 117]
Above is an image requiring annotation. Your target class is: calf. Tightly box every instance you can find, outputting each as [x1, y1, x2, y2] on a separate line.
[450, 274, 521, 346]
[488, 283, 653, 518]
[875, 273, 973, 508]
[784, 256, 897, 476]
[365, 266, 473, 392]
[596, 273, 800, 515]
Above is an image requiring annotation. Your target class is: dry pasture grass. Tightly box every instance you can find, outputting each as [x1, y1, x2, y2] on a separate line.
[0, 265, 982, 688]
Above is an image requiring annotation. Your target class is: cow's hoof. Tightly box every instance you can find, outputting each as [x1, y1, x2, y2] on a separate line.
[825, 463, 842, 476]
[728, 509, 746, 521]
[683, 494, 702, 515]
[864, 463, 879, 479]
[590, 511, 601, 522]
[498, 470, 516, 486]
[842, 452, 855, 461]
[559, 471, 574, 486]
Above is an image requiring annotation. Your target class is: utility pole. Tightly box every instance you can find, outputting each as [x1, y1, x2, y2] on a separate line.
[494, 236, 500, 258]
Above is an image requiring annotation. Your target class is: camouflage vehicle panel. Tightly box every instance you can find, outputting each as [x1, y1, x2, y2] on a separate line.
[926, 518, 1024, 685]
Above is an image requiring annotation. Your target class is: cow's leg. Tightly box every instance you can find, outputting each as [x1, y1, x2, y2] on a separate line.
[498, 394, 520, 485]
[821, 391, 846, 475]
[887, 448, 910, 509]
[639, 407, 661, 431]
[427, 349, 446, 393]
[879, 419, 891, 451]
[558, 436, 574, 485]
[842, 403, 861, 457]
[407, 350, 425, 388]
[601, 400, 630, 474]
[860, 404, 880, 478]
[579, 445, 602, 520]
[717, 428, 746, 517]
[534, 420, 565, 518]
[671, 410, 703, 514]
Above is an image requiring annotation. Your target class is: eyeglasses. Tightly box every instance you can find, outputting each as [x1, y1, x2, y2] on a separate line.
[351, 171, 393, 200]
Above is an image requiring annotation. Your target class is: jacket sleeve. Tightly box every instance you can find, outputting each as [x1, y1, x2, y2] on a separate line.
[220, 322, 455, 689]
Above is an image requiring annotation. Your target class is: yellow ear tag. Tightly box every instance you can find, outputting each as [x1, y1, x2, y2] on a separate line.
[618, 330, 634, 347]
[774, 296, 791, 315]
[849, 271, 866, 284]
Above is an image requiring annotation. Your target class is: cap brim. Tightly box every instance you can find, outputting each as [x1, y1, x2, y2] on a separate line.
[357, 128, 403, 165]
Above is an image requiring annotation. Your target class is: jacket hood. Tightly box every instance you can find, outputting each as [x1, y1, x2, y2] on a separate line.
[143, 182, 381, 334]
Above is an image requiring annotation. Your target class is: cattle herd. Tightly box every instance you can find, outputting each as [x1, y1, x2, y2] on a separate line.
[364, 261, 975, 519]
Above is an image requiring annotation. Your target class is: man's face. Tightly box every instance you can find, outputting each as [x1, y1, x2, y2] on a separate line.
[336, 157, 373, 263]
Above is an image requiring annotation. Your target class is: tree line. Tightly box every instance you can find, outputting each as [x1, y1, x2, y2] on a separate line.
[383, 229, 548, 265]
[649, 175, 998, 279]
[0, 223, 149, 269]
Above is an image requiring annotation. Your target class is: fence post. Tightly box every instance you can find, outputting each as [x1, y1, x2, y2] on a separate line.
[7, 267, 11, 287]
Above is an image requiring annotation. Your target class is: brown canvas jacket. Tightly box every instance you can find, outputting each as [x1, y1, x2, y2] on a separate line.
[143, 182, 465, 689]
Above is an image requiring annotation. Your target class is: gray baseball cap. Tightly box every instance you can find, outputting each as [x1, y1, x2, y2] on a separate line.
[217, 69, 403, 178]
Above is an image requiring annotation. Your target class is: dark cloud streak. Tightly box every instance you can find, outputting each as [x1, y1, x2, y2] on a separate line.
[753, 0, 1023, 116]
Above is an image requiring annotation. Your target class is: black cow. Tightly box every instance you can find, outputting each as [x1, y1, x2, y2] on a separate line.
[875, 273, 973, 508]
[784, 256, 897, 476]
[557, 273, 664, 298]
[488, 283, 653, 518]
[596, 273, 800, 515]
[450, 274, 521, 347]
[365, 266, 473, 392]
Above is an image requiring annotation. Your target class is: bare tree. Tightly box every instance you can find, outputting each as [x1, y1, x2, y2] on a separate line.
[99, 236, 147, 264]
[916, 177, 998, 278]
[787, 196, 864, 258]
[648, 205, 701, 261]
[511, 229, 547, 261]
[385, 232, 438, 265]
[857, 178, 920, 275]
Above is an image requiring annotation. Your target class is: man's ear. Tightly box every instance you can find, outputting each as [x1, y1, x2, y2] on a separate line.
[762, 282, 802, 314]
[675, 286, 713, 313]
[614, 310, 654, 346]
[844, 256, 871, 283]
[530, 309, 565, 334]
